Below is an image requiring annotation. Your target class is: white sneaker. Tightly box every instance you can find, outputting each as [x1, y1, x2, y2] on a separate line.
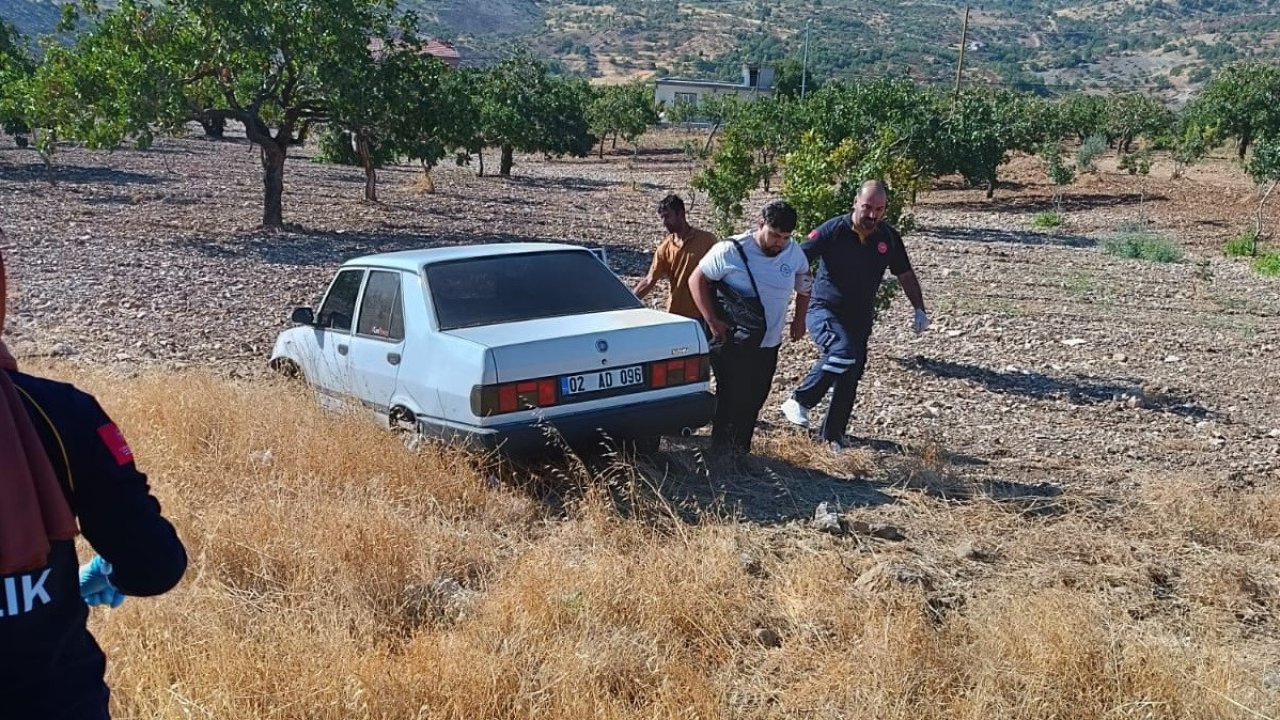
[781, 398, 811, 428]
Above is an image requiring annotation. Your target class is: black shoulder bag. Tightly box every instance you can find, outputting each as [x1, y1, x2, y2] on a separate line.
[710, 240, 766, 349]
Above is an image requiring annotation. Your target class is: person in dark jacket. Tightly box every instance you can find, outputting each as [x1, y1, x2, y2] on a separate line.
[780, 180, 932, 451]
[0, 246, 187, 720]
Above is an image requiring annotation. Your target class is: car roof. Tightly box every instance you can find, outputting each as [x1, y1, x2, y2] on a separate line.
[343, 242, 590, 272]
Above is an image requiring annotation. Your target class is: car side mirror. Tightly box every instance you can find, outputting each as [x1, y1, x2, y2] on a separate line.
[291, 307, 315, 325]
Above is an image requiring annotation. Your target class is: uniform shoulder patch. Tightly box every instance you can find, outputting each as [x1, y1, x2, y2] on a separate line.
[807, 229, 819, 240]
[97, 423, 134, 466]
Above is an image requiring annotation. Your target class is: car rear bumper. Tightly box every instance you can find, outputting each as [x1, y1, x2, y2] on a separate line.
[418, 392, 716, 456]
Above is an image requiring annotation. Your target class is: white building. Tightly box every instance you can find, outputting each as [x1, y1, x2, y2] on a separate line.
[654, 63, 776, 109]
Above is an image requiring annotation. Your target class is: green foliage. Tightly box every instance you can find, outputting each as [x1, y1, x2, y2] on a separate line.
[1253, 251, 1280, 277]
[780, 128, 925, 238]
[13, 1, 197, 163]
[1245, 136, 1280, 239]
[801, 79, 944, 178]
[400, 65, 478, 175]
[315, 126, 362, 166]
[1040, 140, 1076, 188]
[1118, 149, 1152, 176]
[1076, 133, 1107, 172]
[1245, 136, 1280, 187]
[0, 19, 34, 139]
[587, 80, 657, 156]
[1102, 93, 1174, 155]
[939, 88, 1042, 198]
[723, 96, 799, 191]
[21, 0, 417, 226]
[780, 132, 862, 236]
[772, 57, 820, 99]
[874, 277, 900, 320]
[326, 41, 453, 200]
[1170, 120, 1219, 177]
[1032, 211, 1064, 229]
[690, 127, 766, 236]
[1057, 93, 1110, 144]
[1104, 230, 1183, 263]
[689, 94, 802, 231]
[1194, 62, 1280, 159]
[473, 51, 594, 176]
[1225, 229, 1258, 257]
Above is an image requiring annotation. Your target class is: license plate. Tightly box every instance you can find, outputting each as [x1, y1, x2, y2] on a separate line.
[561, 365, 646, 396]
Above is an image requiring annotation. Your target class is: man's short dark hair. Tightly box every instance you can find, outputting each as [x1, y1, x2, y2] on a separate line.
[761, 199, 797, 233]
[658, 194, 685, 214]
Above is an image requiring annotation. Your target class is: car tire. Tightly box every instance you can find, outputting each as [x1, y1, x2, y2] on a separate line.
[270, 358, 302, 380]
[389, 406, 417, 434]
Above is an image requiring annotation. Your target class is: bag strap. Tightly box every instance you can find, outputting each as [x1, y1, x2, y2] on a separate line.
[732, 239, 762, 300]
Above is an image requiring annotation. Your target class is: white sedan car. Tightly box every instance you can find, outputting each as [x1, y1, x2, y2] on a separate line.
[270, 243, 715, 455]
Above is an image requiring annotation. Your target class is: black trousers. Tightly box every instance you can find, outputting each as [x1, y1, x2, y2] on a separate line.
[793, 306, 871, 442]
[710, 343, 780, 452]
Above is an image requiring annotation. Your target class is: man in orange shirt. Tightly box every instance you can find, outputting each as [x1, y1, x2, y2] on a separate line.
[633, 194, 718, 320]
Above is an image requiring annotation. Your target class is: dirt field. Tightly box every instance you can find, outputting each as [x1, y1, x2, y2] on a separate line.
[2, 128, 1280, 717]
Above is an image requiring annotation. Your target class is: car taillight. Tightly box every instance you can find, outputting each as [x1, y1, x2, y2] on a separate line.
[472, 377, 560, 416]
[650, 355, 709, 389]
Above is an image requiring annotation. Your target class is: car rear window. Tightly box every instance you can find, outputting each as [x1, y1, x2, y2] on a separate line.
[427, 251, 643, 330]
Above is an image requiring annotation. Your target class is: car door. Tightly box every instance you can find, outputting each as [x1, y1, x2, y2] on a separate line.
[346, 269, 406, 414]
[306, 267, 365, 398]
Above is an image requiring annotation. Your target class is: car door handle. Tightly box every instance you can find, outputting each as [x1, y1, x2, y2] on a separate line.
[337, 344, 348, 356]
[387, 352, 401, 366]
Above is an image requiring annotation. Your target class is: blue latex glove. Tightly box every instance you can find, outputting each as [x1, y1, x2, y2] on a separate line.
[79, 555, 126, 608]
[912, 308, 931, 334]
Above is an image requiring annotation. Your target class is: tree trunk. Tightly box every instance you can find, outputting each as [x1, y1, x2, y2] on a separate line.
[200, 114, 225, 139]
[599, 135, 606, 159]
[477, 148, 485, 177]
[33, 128, 56, 185]
[611, 131, 618, 150]
[702, 122, 721, 155]
[1255, 179, 1277, 248]
[499, 144, 514, 177]
[1239, 130, 1252, 160]
[986, 172, 996, 199]
[261, 144, 286, 229]
[419, 161, 436, 194]
[356, 132, 377, 203]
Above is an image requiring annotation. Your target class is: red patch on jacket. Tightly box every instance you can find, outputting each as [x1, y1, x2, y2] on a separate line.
[877, 241, 889, 254]
[97, 424, 134, 466]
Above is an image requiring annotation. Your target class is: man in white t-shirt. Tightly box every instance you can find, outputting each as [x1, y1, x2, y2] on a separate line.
[689, 200, 813, 453]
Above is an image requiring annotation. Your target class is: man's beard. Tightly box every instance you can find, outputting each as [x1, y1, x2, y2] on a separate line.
[762, 246, 783, 257]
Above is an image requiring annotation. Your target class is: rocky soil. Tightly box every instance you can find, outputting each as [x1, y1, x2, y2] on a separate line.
[1, 127, 1277, 504]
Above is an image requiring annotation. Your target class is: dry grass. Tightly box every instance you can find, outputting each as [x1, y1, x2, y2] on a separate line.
[37, 365, 1280, 719]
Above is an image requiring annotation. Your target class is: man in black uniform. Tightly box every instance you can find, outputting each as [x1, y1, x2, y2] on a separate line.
[0, 247, 187, 720]
[781, 180, 931, 450]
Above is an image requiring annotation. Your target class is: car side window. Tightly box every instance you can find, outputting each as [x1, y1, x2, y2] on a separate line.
[356, 270, 405, 341]
[318, 269, 364, 332]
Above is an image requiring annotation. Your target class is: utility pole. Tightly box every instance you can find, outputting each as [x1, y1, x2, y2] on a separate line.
[801, 19, 812, 99]
[953, 6, 971, 101]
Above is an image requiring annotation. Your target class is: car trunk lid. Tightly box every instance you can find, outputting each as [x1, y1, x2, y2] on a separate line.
[444, 309, 704, 382]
